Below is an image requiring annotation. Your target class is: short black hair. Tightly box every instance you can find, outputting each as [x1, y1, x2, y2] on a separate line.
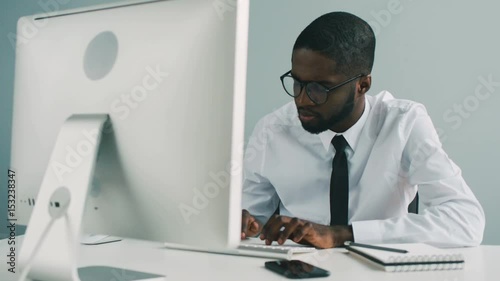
[293, 11, 375, 76]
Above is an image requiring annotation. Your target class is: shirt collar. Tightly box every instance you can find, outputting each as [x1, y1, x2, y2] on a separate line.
[318, 96, 371, 152]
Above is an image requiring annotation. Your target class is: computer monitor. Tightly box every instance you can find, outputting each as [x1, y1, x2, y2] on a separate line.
[10, 0, 249, 278]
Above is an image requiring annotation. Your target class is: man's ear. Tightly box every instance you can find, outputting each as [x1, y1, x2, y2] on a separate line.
[357, 74, 371, 95]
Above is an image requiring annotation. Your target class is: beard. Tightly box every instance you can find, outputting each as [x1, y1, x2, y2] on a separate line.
[299, 88, 356, 134]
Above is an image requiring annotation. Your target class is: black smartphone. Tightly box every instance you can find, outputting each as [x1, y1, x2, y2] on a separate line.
[265, 260, 330, 279]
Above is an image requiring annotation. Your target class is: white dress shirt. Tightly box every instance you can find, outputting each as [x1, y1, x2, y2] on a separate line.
[242, 91, 485, 247]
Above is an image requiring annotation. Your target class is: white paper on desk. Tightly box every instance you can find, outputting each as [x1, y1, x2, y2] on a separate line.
[346, 243, 465, 272]
[348, 243, 464, 263]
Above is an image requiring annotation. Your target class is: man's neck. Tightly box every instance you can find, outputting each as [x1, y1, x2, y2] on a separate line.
[329, 96, 366, 133]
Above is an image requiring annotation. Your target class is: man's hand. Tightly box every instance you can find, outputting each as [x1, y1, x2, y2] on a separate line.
[259, 215, 353, 249]
[241, 209, 263, 239]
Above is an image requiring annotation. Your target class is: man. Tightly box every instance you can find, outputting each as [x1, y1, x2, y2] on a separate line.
[241, 12, 485, 248]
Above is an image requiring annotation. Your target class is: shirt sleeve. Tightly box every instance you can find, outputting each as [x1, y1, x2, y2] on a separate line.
[352, 105, 485, 247]
[241, 118, 280, 225]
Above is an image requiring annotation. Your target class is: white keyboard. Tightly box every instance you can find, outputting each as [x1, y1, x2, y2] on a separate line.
[233, 239, 317, 259]
[160, 238, 317, 260]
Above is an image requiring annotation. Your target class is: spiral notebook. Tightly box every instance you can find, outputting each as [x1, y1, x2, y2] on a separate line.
[345, 242, 464, 272]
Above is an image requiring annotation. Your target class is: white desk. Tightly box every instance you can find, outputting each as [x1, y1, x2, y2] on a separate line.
[1, 236, 498, 281]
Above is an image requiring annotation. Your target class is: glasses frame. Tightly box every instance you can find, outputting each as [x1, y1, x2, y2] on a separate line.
[279, 70, 366, 105]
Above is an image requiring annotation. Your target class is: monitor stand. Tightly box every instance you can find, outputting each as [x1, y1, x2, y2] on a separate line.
[17, 114, 165, 281]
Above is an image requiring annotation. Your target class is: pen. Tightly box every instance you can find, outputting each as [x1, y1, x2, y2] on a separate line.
[344, 241, 408, 254]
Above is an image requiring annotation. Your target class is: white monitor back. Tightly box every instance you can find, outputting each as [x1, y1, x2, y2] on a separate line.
[11, 0, 248, 249]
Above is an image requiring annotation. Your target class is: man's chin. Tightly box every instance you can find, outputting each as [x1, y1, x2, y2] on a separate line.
[300, 121, 328, 134]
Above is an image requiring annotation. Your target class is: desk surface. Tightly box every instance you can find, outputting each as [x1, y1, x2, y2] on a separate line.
[1, 236, 499, 281]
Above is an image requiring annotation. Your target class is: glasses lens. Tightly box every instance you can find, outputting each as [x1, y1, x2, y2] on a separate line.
[282, 76, 298, 97]
[305, 82, 327, 104]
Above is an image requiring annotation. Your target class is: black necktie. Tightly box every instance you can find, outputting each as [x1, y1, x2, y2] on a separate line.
[330, 135, 349, 225]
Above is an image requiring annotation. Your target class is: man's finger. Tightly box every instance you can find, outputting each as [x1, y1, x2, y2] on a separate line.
[292, 222, 313, 243]
[250, 221, 259, 232]
[261, 215, 290, 245]
[278, 217, 301, 244]
[260, 215, 279, 241]
[244, 218, 258, 236]
[241, 210, 251, 234]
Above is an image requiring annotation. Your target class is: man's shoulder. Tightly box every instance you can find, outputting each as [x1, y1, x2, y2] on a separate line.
[256, 101, 299, 130]
[368, 91, 428, 119]
[365, 91, 432, 140]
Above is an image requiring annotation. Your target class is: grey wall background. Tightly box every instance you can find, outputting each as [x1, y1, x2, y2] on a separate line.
[1, 0, 499, 244]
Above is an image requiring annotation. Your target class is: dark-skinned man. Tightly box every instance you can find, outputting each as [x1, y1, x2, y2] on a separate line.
[241, 12, 485, 248]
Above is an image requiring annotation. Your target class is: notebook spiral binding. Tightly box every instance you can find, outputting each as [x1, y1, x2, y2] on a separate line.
[384, 253, 465, 272]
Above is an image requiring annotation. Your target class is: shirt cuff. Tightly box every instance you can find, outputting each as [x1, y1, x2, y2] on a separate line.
[352, 220, 384, 244]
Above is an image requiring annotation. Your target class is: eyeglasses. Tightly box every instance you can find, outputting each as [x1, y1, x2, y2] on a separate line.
[280, 70, 365, 105]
